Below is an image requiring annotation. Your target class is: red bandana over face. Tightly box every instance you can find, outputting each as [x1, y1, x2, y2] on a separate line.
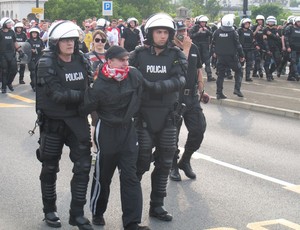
[102, 63, 129, 82]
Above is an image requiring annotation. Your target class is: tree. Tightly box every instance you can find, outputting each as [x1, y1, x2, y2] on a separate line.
[250, 3, 288, 21]
[290, 0, 299, 7]
[180, 0, 204, 17]
[203, 0, 221, 21]
[44, 0, 173, 25]
[44, 0, 100, 24]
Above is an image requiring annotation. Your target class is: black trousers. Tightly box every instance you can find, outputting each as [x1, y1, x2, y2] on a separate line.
[198, 43, 212, 76]
[0, 54, 18, 89]
[38, 116, 91, 216]
[216, 55, 243, 94]
[243, 49, 254, 79]
[178, 95, 206, 153]
[90, 120, 142, 228]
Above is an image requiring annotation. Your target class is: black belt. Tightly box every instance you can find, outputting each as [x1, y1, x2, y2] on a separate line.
[183, 85, 198, 96]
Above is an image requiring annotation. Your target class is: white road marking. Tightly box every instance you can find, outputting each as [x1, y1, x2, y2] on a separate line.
[178, 147, 297, 189]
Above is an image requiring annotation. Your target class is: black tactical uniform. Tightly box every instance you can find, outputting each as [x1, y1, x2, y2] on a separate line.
[170, 43, 207, 181]
[130, 43, 186, 221]
[251, 24, 265, 78]
[15, 28, 27, 84]
[27, 34, 44, 91]
[237, 23, 257, 81]
[36, 49, 93, 229]
[189, 22, 214, 81]
[263, 26, 281, 81]
[211, 26, 245, 98]
[0, 27, 18, 93]
[284, 23, 300, 81]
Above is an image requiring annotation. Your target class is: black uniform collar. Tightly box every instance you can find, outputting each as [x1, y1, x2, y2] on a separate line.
[150, 45, 170, 56]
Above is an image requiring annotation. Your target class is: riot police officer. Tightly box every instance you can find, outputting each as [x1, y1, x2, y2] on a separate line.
[14, 22, 27, 84]
[277, 15, 295, 80]
[169, 20, 207, 181]
[0, 17, 22, 93]
[129, 13, 187, 221]
[189, 15, 216, 82]
[252, 15, 265, 79]
[35, 20, 93, 230]
[283, 16, 300, 81]
[238, 18, 258, 82]
[263, 16, 281, 81]
[211, 14, 245, 99]
[27, 27, 44, 91]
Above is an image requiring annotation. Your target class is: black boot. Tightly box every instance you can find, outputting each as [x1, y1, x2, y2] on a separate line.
[7, 84, 14, 91]
[149, 204, 173, 221]
[19, 75, 25, 84]
[233, 89, 244, 97]
[1, 88, 6, 94]
[207, 75, 216, 82]
[69, 215, 94, 230]
[216, 92, 227, 100]
[178, 151, 196, 179]
[125, 223, 151, 230]
[44, 212, 61, 228]
[169, 152, 181, 181]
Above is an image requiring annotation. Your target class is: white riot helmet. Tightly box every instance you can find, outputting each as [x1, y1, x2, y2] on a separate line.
[256, 15, 265, 21]
[29, 27, 40, 35]
[96, 18, 107, 30]
[287, 15, 295, 24]
[199, 16, 209, 23]
[127, 17, 138, 27]
[15, 22, 24, 28]
[48, 20, 83, 50]
[294, 16, 300, 25]
[241, 18, 252, 27]
[0, 17, 14, 29]
[144, 13, 175, 44]
[195, 15, 203, 24]
[266, 16, 277, 26]
[14, 22, 24, 32]
[221, 14, 234, 31]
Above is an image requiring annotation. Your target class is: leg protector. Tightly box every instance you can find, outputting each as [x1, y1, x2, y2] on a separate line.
[70, 144, 91, 216]
[136, 126, 153, 180]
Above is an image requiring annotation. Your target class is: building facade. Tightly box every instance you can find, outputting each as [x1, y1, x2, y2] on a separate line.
[0, 0, 48, 21]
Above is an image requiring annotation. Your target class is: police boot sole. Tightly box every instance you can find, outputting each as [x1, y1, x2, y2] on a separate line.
[149, 211, 173, 221]
[7, 85, 14, 91]
[178, 162, 196, 179]
[233, 91, 244, 97]
[69, 216, 94, 230]
[45, 220, 62, 228]
[169, 169, 182, 181]
[44, 212, 62, 228]
[216, 94, 227, 100]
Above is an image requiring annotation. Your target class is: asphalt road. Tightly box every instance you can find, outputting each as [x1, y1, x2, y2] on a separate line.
[1, 82, 300, 230]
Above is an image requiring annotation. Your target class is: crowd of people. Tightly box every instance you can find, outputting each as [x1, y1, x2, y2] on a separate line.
[0, 10, 299, 230]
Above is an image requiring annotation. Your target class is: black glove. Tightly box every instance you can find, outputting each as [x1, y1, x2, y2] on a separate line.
[18, 50, 25, 59]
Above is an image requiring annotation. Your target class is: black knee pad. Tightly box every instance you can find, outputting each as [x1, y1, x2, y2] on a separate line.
[39, 133, 64, 161]
[154, 148, 175, 171]
[72, 155, 92, 175]
[137, 149, 152, 176]
[40, 163, 59, 183]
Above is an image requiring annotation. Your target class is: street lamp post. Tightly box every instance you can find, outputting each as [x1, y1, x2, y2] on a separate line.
[36, 0, 39, 8]
[243, 0, 248, 18]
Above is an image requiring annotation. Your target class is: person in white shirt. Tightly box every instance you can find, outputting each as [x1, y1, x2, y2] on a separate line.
[106, 19, 120, 46]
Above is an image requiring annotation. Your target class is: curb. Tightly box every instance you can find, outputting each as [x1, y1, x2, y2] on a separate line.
[209, 97, 300, 120]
